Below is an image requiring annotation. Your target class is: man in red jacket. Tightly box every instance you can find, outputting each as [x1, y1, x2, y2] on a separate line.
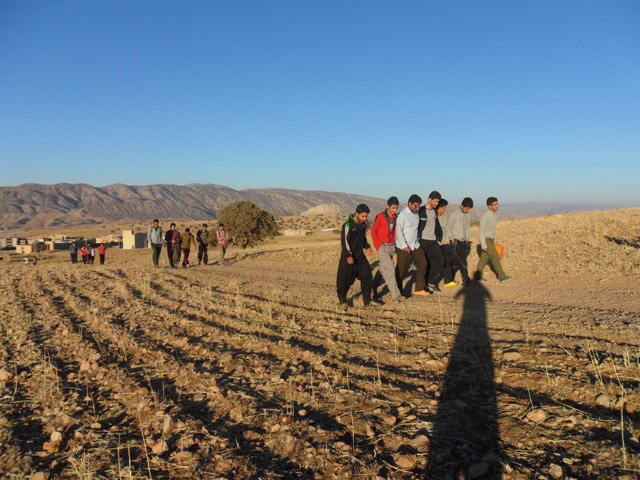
[371, 196, 404, 302]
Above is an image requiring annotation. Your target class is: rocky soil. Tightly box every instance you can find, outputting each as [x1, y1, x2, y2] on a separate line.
[1, 213, 639, 479]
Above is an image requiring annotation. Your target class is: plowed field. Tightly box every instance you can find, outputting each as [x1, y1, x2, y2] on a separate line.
[1, 214, 639, 479]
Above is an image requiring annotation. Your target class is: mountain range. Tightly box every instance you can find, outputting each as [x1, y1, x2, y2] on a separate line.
[0, 183, 386, 230]
[0, 183, 634, 231]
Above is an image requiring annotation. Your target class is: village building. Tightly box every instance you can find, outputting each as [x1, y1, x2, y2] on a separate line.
[122, 230, 147, 249]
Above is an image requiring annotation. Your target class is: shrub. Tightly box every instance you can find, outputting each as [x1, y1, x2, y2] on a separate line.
[218, 201, 278, 248]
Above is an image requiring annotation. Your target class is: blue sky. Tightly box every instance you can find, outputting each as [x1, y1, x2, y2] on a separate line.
[1, 1, 639, 205]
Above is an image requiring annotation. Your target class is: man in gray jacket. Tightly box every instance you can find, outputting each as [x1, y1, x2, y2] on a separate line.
[443, 197, 474, 286]
[475, 197, 510, 282]
[147, 219, 164, 267]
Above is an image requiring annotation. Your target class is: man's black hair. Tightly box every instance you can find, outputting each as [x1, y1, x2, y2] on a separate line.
[408, 194, 422, 204]
[486, 196, 498, 206]
[429, 190, 442, 200]
[461, 197, 474, 208]
[438, 198, 448, 208]
[202, 223, 208, 227]
[387, 196, 399, 206]
[153, 219, 159, 223]
[170, 222, 176, 227]
[356, 203, 370, 214]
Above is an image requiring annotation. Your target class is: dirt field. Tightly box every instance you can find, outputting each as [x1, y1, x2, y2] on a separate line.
[1, 209, 639, 479]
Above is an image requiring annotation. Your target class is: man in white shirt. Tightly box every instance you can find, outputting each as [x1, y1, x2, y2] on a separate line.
[395, 194, 430, 297]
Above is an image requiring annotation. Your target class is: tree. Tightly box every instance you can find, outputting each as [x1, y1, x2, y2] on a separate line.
[218, 201, 278, 248]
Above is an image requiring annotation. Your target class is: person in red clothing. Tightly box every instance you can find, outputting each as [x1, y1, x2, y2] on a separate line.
[80, 245, 88, 264]
[371, 196, 404, 302]
[97, 243, 107, 265]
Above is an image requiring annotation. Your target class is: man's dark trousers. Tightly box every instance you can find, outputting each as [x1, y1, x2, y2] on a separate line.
[443, 241, 471, 284]
[336, 255, 372, 304]
[420, 239, 445, 286]
[167, 245, 174, 267]
[198, 244, 208, 265]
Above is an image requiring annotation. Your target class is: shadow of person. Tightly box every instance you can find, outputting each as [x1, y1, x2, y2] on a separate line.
[424, 282, 502, 479]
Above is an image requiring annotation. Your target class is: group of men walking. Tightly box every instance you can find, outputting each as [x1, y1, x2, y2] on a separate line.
[147, 220, 228, 268]
[337, 194, 510, 307]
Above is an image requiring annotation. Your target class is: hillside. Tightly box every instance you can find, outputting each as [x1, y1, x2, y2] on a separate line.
[0, 183, 386, 230]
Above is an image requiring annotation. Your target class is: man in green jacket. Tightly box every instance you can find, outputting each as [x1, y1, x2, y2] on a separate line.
[196, 223, 210, 265]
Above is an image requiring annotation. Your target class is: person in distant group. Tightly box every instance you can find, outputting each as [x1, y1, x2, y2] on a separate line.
[475, 197, 511, 282]
[97, 243, 107, 265]
[147, 219, 164, 267]
[69, 242, 78, 264]
[418, 191, 445, 292]
[443, 197, 474, 287]
[216, 223, 228, 266]
[80, 245, 88, 264]
[89, 246, 96, 265]
[196, 223, 210, 265]
[337, 204, 375, 307]
[395, 195, 429, 297]
[181, 227, 197, 268]
[165, 223, 182, 268]
[371, 196, 404, 302]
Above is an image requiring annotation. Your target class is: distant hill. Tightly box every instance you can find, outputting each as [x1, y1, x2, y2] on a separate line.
[0, 183, 387, 230]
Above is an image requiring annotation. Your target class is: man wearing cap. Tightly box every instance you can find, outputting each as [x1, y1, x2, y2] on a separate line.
[418, 191, 445, 292]
[371, 196, 404, 302]
[395, 195, 430, 297]
[337, 204, 375, 307]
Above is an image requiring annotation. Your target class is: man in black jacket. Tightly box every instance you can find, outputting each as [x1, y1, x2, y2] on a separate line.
[337, 204, 375, 307]
[418, 191, 445, 292]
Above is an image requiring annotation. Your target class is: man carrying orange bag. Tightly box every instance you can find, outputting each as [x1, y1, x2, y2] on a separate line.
[474, 197, 511, 283]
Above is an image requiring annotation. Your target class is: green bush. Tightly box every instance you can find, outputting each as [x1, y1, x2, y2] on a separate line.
[218, 201, 278, 248]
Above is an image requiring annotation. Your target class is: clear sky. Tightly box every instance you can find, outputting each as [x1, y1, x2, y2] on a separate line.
[1, 1, 639, 205]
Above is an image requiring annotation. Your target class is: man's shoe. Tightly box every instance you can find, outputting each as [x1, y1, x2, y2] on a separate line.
[413, 290, 431, 297]
[499, 274, 511, 282]
[443, 281, 457, 288]
[428, 284, 441, 293]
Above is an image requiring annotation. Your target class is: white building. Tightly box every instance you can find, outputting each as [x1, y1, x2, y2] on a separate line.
[122, 230, 147, 249]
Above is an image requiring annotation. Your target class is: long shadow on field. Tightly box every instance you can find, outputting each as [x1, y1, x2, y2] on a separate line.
[424, 282, 502, 479]
[605, 235, 640, 249]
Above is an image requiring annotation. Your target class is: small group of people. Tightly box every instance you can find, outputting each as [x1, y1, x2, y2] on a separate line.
[337, 193, 510, 307]
[147, 220, 228, 268]
[69, 242, 107, 265]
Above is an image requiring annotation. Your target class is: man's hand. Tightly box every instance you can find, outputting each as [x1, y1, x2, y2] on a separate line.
[366, 248, 373, 256]
[346, 256, 354, 265]
[402, 247, 411, 254]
